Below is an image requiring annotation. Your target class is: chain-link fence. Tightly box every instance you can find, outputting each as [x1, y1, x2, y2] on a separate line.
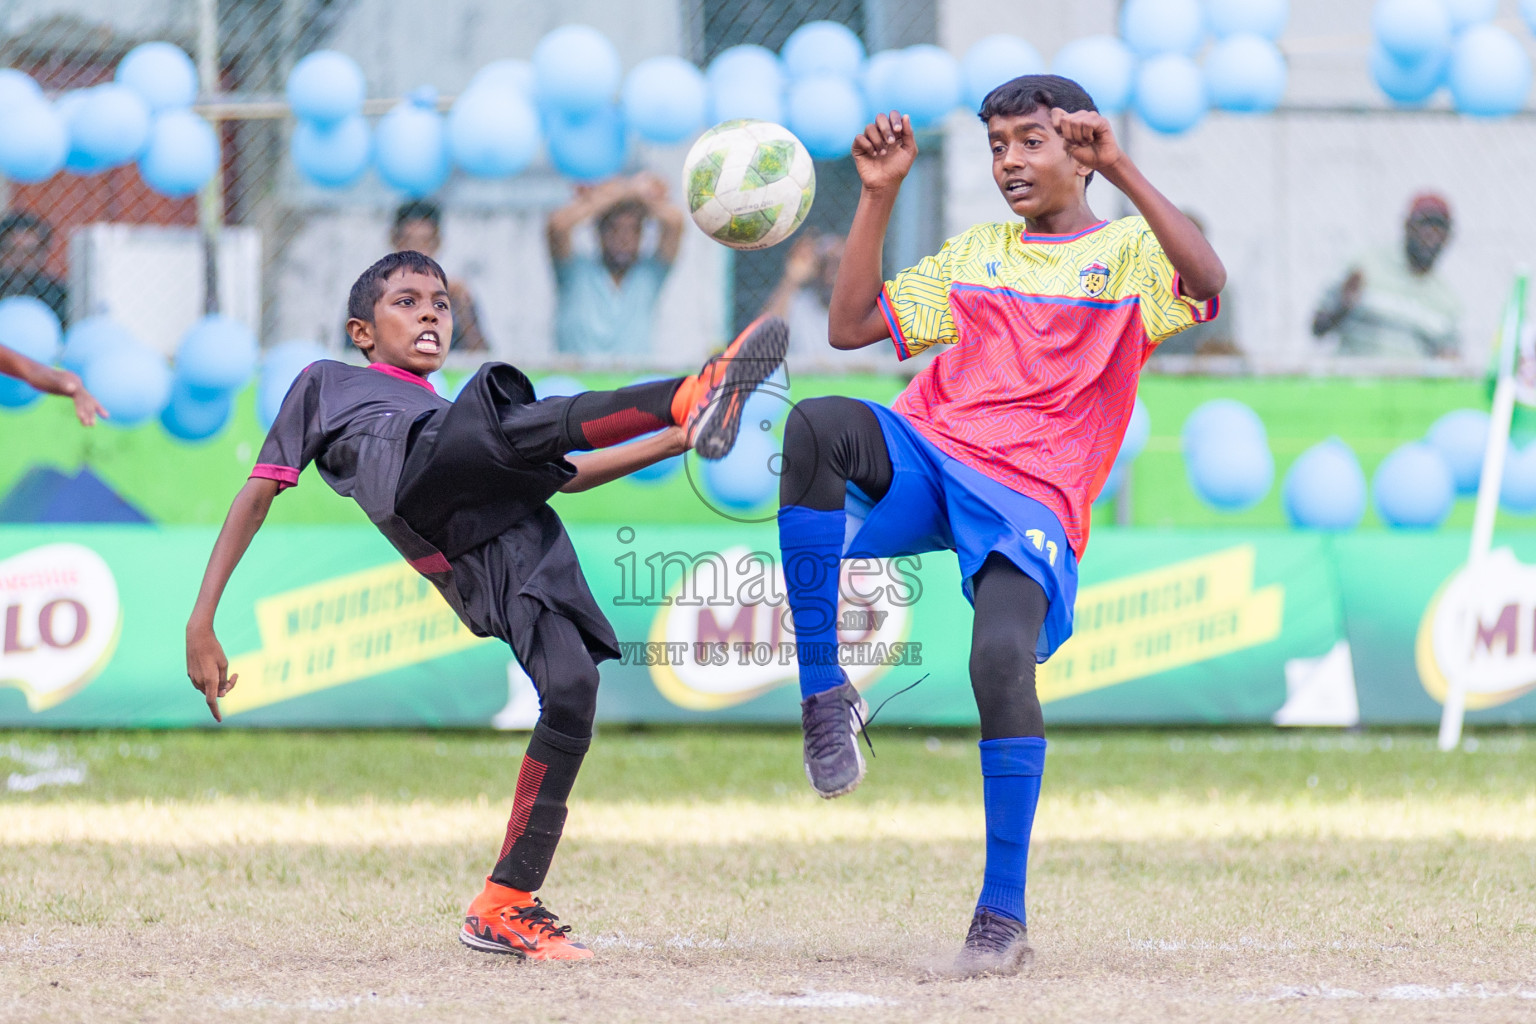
[1, 0, 1532, 381]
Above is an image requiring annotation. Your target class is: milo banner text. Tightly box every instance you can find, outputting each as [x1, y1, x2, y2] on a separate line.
[3, 525, 1535, 728]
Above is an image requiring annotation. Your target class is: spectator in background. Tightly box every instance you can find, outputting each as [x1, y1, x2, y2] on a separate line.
[391, 200, 488, 353]
[762, 229, 845, 364]
[547, 172, 683, 357]
[1312, 193, 1460, 360]
[0, 211, 68, 326]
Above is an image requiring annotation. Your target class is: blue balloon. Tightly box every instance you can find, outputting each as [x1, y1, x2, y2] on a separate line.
[1427, 408, 1489, 494]
[116, 42, 198, 112]
[890, 45, 963, 128]
[68, 84, 152, 168]
[862, 50, 905, 113]
[1182, 398, 1267, 455]
[0, 296, 61, 409]
[287, 51, 366, 126]
[706, 45, 783, 93]
[176, 314, 257, 395]
[0, 99, 67, 183]
[470, 59, 536, 96]
[257, 340, 328, 428]
[545, 104, 626, 181]
[1207, 0, 1289, 39]
[138, 110, 218, 197]
[962, 35, 1046, 111]
[85, 345, 172, 427]
[1374, 0, 1452, 64]
[534, 375, 584, 399]
[1120, 0, 1206, 58]
[1448, 25, 1531, 117]
[54, 91, 105, 174]
[375, 99, 450, 196]
[1283, 439, 1366, 530]
[709, 80, 784, 125]
[448, 86, 539, 177]
[787, 74, 866, 160]
[1051, 36, 1136, 115]
[160, 381, 231, 441]
[0, 68, 42, 108]
[60, 316, 135, 375]
[1205, 34, 1287, 113]
[623, 56, 708, 144]
[533, 25, 621, 118]
[1373, 442, 1454, 528]
[1135, 55, 1207, 134]
[1446, 0, 1498, 30]
[1500, 442, 1536, 513]
[1186, 431, 1274, 511]
[1371, 42, 1448, 105]
[702, 426, 779, 510]
[781, 21, 865, 80]
[1524, 0, 1536, 34]
[292, 116, 370, 188]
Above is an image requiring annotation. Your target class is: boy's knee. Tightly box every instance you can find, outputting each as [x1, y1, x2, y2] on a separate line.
[969, 633, 1037, 703]
[537, 660, 600, 738]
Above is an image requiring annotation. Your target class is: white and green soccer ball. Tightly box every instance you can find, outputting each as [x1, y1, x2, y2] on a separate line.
[682, 119, 816, 251]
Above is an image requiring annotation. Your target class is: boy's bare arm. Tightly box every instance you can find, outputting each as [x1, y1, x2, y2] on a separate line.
[1053, 109, 1226, 302]
[829, 112, 917, 350]
[0, 343, 107, 426]
[560, 426, 689, 493]
[186, 477, 279, 722]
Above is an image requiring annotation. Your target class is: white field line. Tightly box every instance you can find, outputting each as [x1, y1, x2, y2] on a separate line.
[2, 794, 1534, 847]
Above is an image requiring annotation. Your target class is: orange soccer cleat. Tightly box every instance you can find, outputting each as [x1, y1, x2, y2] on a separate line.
[670, 315, 788, 460]
[459, 880, 594, 961]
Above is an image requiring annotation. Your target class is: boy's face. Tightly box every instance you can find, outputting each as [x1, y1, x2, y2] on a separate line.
[987, 106, 1089, 220]
[347, 269, 451, 374]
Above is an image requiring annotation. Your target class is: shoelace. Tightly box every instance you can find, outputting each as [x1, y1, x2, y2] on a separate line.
[965, 911, 1022, 954]
[508, 899, 573, 939]
[855, 674, 929, 760]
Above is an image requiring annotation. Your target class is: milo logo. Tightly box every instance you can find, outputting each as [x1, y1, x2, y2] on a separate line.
[0, 543, 121, 711]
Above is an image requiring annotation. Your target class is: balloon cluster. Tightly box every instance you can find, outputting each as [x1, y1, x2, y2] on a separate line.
[1371, 0, 1533, 114]
[0, 43, 216, 196]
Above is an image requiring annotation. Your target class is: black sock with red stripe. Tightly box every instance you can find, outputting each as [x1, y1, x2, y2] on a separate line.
[489, 721, 589, 892]
[560, 379, 683, 449]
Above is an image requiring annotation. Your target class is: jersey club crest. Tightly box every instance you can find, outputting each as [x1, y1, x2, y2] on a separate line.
[1079, 260, 1110, 298]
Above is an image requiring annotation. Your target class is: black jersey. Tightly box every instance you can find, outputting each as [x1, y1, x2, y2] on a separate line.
[251, 359, 618, 662]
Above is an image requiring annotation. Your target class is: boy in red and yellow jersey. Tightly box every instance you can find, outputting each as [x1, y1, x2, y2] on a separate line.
[778, 75, 1224, 975]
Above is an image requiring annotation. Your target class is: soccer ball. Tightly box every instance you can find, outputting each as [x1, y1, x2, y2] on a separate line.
[682, 119, 816, 250]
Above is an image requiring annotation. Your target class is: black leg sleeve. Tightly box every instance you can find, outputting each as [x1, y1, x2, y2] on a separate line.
[501, 379, 682, 463]
[969, 553, 1048, 740]
[779, 395, 894, 511]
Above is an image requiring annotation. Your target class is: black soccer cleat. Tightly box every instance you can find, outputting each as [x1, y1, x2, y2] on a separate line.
[682, 315, 789, 460]
[952, 908, 1034, 978]
[801, 680, 869, 799]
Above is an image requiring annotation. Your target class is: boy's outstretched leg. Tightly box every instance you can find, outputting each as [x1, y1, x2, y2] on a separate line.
[461, 611, 598, 961]
[778, 397, 892, 797]
[953, 555, 1048, 977]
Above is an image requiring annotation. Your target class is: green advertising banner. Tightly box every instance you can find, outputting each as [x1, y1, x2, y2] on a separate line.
[2, 524, 1532, 729]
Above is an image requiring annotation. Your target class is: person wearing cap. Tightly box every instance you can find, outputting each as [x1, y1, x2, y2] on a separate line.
[1311, 193, 1459, 360]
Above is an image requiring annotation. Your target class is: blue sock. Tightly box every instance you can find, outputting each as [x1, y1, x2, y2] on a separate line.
[976, 737, 1046, 925]
[777, 505, 846, 698]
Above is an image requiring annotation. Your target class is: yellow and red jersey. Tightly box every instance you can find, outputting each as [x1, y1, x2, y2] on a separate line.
[878, 216, 1217, 558]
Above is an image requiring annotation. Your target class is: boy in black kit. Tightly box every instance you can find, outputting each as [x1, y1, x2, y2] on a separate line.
[186, 250, 787, 960]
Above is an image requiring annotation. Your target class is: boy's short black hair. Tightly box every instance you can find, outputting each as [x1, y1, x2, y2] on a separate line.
[978, 74, 1100, 185]
[346, 250, 449, 323]
[392, 199, 442, 235]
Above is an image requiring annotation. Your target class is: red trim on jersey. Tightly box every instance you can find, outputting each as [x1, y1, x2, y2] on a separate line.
[878, 286, 917, 360]
[369, 362, 437, 392]
[409, 552, 452, 575]
[1018, 220, 1109, 244]
[1173, 272, 1220, 323]
[250, 463, 300, 490]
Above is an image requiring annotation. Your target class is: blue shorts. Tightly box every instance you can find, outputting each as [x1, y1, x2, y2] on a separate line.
[842, 401, 1078, 662]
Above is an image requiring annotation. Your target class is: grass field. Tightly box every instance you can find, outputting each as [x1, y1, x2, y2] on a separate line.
[3, 727, 1535, 1023]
